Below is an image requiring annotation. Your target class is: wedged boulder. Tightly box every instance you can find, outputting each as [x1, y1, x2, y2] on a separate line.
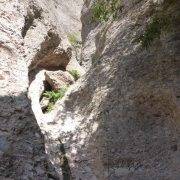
[45, 70, 74, 91]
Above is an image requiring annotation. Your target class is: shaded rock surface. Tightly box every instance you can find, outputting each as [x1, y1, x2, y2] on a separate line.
[29, 34, 72, 72]
[32, 0, 180, 179]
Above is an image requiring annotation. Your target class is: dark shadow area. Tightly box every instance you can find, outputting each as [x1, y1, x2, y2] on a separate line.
[21, 4, 42, 38]
[57, 138, 72, 180]
[0, 93, 60, 179]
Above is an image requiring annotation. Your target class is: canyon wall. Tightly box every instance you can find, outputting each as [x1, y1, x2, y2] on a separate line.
[0, 0, 180, 179]
[44, 0, 180, 179]
[0, 0, 83, 179]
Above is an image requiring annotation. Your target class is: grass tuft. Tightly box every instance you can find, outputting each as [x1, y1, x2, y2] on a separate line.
[92, 0, 123, 22]
[68, 70, 80, 81]
[43, 86, 68, 112]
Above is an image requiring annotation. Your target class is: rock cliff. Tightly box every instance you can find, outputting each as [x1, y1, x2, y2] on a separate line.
[0, 0, 83, 179]
[0, 0, 180, 179]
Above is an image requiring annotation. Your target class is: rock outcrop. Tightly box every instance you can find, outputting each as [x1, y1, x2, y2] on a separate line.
[0, 0, 83, 179]
[45, 70, 74, 91]
[0, 0, 180, 179]
[35, 0, 180, 179]
[0, 1, 55, 178]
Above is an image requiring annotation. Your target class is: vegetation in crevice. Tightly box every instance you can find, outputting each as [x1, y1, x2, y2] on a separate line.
[92, 0, 123, 22]
[68, 70, 80, 81]
[68, 33, 82, 63]
[91, 54, 99, 65]
[137, 14, 172, 48]
[43, 86, 68, 112]
[68, 33, 81, 48]
[162, 0, 177, 9]
[135, 0, 176, 48]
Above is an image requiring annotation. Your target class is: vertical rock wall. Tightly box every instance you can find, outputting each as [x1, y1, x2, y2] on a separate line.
[40, 0, 180, 179]
[0, 0, 180, 179]
[0, 1, 51, 179]
[78, 0, 180, 179]
[0, 0, 83, 179]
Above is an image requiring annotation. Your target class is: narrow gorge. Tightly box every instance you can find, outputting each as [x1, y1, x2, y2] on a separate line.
[0, 0, 180, 179]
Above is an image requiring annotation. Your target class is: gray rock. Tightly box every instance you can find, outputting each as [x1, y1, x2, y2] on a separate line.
[0, 0, 83, 178]
[0, 136, 9, 152]
[45, 70, 74, 91]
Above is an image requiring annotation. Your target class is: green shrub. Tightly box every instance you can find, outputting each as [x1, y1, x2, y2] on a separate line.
[92, 0, 123, 22]
[92, 1, 109, 22]
[135, 0, 174, 49]
[43, 87, 67, 103]
[43, 86, 68, 112]
[68, 70, 80, 81]
[136, 14, 172, 48]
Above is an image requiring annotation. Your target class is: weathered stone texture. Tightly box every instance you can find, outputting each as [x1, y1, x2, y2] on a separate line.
[0, 0, 83, 179]
[1, 0, 180, 179]
[39, 0, 180, 179]
[45, 70, 74, 91]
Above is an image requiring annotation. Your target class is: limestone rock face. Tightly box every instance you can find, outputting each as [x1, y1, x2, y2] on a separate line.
[1, 0, 180, 179]
[45, 70, 74, 91]
[0, 0, 83, 179]
[0, 1, 52, 178]
[69, 0, 180, 179]
[36, 0, 180, 179]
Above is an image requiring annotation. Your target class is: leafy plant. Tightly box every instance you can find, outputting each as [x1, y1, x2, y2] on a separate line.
[92, 0, 123, 22]
[43, 86, 68, 112]
[135, 0, 175, 49]
[68, 70, 80, 81]
[136, 14, 172, 48]
[46, 102, 54, 112]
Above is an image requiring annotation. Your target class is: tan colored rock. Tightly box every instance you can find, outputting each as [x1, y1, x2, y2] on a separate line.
[30, 42, 72, 72]
[4, 0, 180, 179]
[34, 0, 180, 179]
[45, 70, 74, 91]
[0, 0, 84, 178]
[28, 29, 72, 71]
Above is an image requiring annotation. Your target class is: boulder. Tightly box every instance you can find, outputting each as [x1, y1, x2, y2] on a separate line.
[45, 70, 74, 91]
